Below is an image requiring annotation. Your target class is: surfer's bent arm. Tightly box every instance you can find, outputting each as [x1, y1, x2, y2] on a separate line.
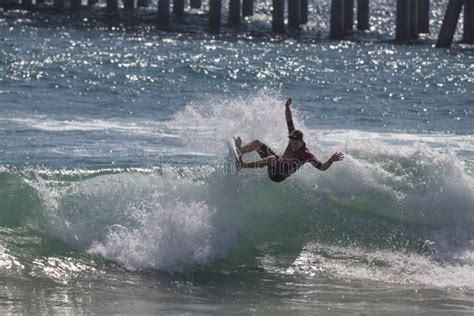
[316, 152, 345, 171]
[317, 160, 332, 171]
[308, 155, 324, 171]
[285, 97, 295, 133]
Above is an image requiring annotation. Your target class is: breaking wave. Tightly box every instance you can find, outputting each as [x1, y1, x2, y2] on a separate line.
[0, 92, 473, 288]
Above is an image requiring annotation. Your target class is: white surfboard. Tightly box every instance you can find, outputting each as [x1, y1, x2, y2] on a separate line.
[227, 138, 241, 175]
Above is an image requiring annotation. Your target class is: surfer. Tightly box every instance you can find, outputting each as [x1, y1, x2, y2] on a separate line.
[235, 97, 344, 182]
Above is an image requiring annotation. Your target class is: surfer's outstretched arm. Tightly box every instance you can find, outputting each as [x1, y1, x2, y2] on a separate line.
[285, 98, 295, 133]
[318, 152, 345, 171]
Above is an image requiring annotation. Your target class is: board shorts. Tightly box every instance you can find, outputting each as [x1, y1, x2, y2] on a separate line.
[257, 144, 288, 183]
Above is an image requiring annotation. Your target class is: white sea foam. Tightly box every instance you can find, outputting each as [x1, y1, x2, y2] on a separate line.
[31, 168, 240, 272]
[287, 242, 474, 289]
[88, 199, 218, 271]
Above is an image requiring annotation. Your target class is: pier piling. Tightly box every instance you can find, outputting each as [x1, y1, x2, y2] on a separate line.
[22, 0, 32, 9]
[54, 0, 65, 9]
[209, 0, 222, 32]
[137, 0, 148, 7]
[410, 0, 419, 39]
[464, 0, 474, 43]
[70, 0, 82, 11]
[242, 0, 253, 17]
[300, 0, 308, 24]
[106, 0, 118, 13]
[330, 0, 345, 39]
[190, 0, 201, 9]
[417, 0, 430, 33]
[173, 0, 185, 15]
[396, 0, 410, 43]
[272, 0, 285, 33]
[124, 0, 134, 12]
[436, 0, 464, 48]
[229, 0, 241, 24]
[288, 0, 302, 27]
[158, 0, 170, 19]
[344, 0, 354, 32]
[357, 0, 369, 30]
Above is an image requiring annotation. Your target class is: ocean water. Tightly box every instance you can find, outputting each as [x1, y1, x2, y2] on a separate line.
[1, 0, 473, 313]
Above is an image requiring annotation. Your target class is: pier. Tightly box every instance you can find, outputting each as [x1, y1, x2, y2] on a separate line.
[0, 0, 472, 48]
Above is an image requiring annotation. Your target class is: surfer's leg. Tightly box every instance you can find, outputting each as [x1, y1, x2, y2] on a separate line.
[238, 139, 265, 154]
[240, 155, 278, 169]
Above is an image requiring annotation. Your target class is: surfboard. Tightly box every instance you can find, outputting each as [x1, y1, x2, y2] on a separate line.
[227, 138, 241, 175]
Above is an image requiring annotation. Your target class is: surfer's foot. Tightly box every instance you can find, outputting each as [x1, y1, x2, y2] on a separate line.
[234, 136, 242, 150]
